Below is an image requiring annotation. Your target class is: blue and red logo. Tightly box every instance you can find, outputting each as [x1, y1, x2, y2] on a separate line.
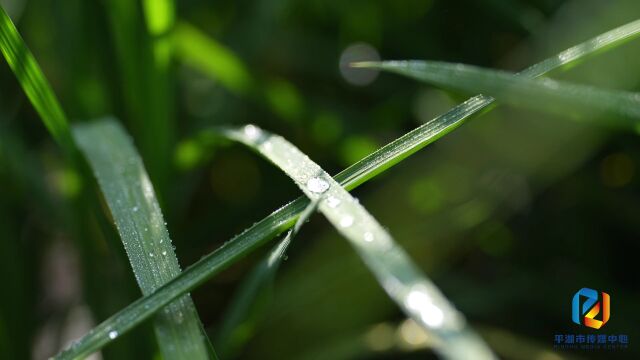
[572, 288, 610, 329]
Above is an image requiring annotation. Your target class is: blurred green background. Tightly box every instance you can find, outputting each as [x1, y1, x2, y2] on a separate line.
[1, 0, 639, 359]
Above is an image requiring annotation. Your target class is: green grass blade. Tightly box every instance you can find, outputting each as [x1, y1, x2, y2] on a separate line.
[223, 125, 495, 359]
[215, 199, 319, 358]
[0, 6, 74, 155]
[71, 118, 211, 360]
[355, 60, 640, 128]
[54, 20, 640, 359]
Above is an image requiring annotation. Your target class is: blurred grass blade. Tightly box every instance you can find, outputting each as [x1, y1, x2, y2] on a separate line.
[54, 20, 640, 359]
[0, 6, 74, 155]
[223, 126, 495, 359]
[107, 0, 173, 196]
[173, 22, 254, 94]
[355, 60, 640, 128]
[215, 199, 319, 358]
[71, 118, 212, 360]
[172, 22, 305, 123]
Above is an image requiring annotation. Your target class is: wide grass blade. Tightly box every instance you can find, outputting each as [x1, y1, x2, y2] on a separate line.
[72, 119, 212, 359]
[215, 199, 319, 358]
[54, 19, 640, 359]
[0, 6, 74, 155]
[223, 125, 495, 359]
[354, 60, 640, 128]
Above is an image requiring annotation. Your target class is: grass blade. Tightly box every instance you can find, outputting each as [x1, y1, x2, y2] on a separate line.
[72, 118, 211, 359]
[223, 125, 495, 359]
[215, 199, 319, 358]
[0, 6, 74, 155]
[54, 19, 640, 359]
[354, 60, 640, 128]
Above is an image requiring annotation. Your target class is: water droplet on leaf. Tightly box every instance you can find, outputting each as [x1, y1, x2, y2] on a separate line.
[307, 177, 330, 194]
[364, 232, 374, 242]
[326, 196, 341, 208]
[340, 215, 354, 228]
[243, 124, 262, 141]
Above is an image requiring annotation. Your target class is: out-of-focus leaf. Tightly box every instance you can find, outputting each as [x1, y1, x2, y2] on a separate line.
[172, 22, 253, 94]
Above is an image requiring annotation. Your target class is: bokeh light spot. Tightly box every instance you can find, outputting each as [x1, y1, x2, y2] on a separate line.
[339, 42, 380, 86]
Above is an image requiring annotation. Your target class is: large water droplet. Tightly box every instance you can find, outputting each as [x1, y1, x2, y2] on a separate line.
[340, 215, 354, 228]
[108, 330, 118, 339]
[243, 124, 262, 141]
[307, 177, 330, 194]
[326, 196, 341, 208]
[405, 289, 444, 328]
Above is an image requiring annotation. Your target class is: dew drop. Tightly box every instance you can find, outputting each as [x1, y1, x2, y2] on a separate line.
[149, 253, 154, 258]
[307, 177, 330, 194]
[243, 124, 262, 140]
[364, 232, 374, 242]
[132, 206, 139, 212]
[162, 251, 167, 256]
[144, 227, 148, 232]
[326, 196, 341, 208]
[340, 215, 354, 228]
[108, 330, 118, 339]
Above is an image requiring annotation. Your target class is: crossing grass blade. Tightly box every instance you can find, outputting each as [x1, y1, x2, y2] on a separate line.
[0, 6, 74, 155]
[353, 60, 640, 128]
[53, 19, 640, 359]
[222, 125, 495, 359]
[214, 199, 319, 358]
[71, 118, 212, 360]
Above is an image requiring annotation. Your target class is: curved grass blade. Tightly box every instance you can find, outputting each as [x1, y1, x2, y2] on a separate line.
[354, 60, 640, 128]
[223, 125, 495, 359]
[215, 199, 319, 358]
[0, 6, 74, 155]
[53, 19, 640, 359]
[72, 118, 212, 360]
